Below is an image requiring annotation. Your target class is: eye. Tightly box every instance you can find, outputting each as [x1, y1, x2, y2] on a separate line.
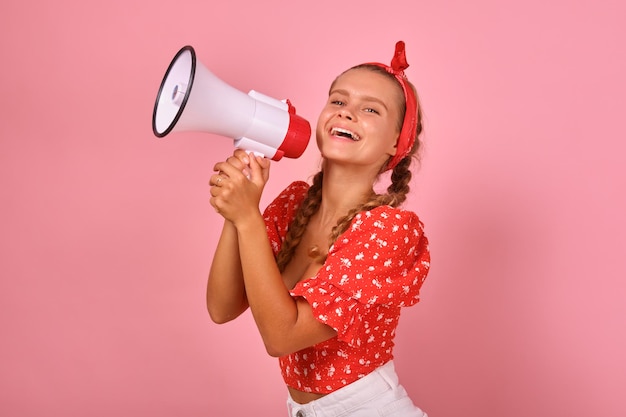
[364, 107, 380, 114]
[330, 99, 345, 106]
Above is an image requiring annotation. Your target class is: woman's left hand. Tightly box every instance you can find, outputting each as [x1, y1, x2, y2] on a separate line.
[209, 149, 271, 227]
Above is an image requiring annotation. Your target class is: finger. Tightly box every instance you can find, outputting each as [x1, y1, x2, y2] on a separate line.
[210, 173, 224, 187]
[258, 156, 271, 182]
[250, 155, 271, 183]
[209, 197, 221, 214]
[209, 178, 225, 196]
[214, 161, 241, 180]
[225, 155, 247, 171]
[233, 149, 251, 165]
[247, 154, 266, 186]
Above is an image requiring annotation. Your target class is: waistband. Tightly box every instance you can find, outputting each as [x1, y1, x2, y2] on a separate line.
[286, 360, 399, 417]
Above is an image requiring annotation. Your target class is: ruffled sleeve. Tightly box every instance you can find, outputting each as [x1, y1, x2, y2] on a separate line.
[263, 181, 310, 257]
[290, 206, 430, 344]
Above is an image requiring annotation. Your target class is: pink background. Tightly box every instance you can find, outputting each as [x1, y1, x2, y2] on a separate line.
[1, 0, 625, 416]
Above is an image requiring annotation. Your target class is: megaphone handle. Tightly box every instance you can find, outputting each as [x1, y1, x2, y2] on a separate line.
[234, 137, 282, 161]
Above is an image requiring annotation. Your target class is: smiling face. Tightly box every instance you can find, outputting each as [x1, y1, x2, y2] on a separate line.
[316, 67, 405, 172]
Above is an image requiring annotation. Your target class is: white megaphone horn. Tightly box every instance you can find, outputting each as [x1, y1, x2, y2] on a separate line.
[152, 46, 311, 161]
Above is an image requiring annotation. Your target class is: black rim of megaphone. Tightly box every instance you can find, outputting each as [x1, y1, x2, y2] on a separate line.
[152, 45, 196, 137]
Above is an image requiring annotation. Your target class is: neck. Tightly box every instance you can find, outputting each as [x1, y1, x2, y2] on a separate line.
[305, 163, 379, 259]
[317, 163, 377, 226]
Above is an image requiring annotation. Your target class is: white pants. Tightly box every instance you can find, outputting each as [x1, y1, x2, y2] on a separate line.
[286, 361, 427, 417]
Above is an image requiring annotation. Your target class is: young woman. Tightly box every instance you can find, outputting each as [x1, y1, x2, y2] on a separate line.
[207, 41, 430, 417]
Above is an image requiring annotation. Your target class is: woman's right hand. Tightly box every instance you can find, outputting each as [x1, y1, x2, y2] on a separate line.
[209, 149, 271, 228]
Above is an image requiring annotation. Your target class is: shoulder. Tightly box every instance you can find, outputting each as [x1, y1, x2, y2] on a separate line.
[264, 181, 309, 214]
[281, 181, 310, 199]
[329, 205, 429, 269]
[342, 205, 425, 242]
[314, 205, 430, 308]
[271, 181, 309, 204]
[263, 181, 310, 253]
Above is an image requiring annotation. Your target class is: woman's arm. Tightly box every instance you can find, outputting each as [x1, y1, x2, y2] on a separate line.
[206, 151, 253, 324]
[234, 213, 336, 356]
[210, 152, 336, 356]
[206, 219, 248, 324]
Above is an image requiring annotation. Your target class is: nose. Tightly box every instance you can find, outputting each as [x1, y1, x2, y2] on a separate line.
[338, 107, 354, 121]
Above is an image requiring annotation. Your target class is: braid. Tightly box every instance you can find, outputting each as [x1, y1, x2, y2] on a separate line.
[385, 155, 413, 207]
[277, 154, 417, 267]
[276, 171, 324, 272]
[325, 154, 415, 254]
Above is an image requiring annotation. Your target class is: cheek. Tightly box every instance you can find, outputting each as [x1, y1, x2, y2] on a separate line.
[315, 119, 325, 142]
[315, 115, 325, 133]
[314, 115, 328, 148]
[374, 124, 401, 154]
[315, 108, 332, 135]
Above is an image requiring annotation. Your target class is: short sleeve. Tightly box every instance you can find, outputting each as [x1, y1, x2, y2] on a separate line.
[290, 206, 430, 343]
[263, 181, 309, 256]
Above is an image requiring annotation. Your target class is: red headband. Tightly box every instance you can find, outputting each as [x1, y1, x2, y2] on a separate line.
[365, 41, 418, 171]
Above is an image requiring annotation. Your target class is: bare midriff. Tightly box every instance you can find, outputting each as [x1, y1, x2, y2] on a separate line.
[288, 386, 328, 404]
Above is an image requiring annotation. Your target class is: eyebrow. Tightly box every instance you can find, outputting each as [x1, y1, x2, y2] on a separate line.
[329, 88, 389, 111]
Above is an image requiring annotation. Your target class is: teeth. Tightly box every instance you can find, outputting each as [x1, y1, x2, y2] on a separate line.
[331, 127, 360, 141]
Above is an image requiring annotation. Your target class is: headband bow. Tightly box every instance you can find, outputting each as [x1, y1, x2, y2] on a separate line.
[366, 41, 418, 171]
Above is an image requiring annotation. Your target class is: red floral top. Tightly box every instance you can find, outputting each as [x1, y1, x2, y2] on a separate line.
[263, 181, 430, 394]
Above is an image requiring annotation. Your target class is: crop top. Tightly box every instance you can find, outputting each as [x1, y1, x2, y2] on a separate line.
[263, 181, 430, 394]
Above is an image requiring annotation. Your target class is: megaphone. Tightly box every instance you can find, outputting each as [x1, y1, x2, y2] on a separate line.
[152, 45, 311, 161]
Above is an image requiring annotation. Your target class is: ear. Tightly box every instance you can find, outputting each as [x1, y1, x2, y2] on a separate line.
[386, 132, 400, 157]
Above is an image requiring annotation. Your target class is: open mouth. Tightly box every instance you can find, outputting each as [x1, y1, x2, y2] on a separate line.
[330, 127, 361, 141]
